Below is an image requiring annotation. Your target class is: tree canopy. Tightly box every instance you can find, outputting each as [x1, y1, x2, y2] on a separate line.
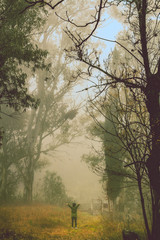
[0, 0, 48, 112]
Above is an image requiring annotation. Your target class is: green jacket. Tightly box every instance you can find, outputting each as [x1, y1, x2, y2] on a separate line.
[68, 204, 80, 217]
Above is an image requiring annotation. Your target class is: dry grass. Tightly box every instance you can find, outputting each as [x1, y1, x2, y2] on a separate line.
[0, 204, 146, 240]
[100, 215, 146, 240]
[0, 204, 103, 240]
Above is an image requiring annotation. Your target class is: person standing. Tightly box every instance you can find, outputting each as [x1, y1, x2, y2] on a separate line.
[67, 202, 80, 228]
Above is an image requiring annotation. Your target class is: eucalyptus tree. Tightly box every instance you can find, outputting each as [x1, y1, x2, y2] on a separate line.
[0, 107, 27, 202]
[0, 0, 49, 110]
[0, 0, 49, 148]
[18, 14, 79, 202]
[20, 78, 78, 202]
[0, 0, 80, 202]
[42, 171, 69, 206]
[19, 1, 102, 202]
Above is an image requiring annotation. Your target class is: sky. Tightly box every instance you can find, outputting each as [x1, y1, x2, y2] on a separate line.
[71, 14, 124, 105]
[94, 16, 123, 56]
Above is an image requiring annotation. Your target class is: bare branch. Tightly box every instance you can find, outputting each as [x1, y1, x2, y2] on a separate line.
[21, 0, 65, 13]
[92, 34, 144, 66]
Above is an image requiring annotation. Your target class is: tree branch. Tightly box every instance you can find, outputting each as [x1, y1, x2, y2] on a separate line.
[92, 34, 144, 66]
[21, 0, 65, 13]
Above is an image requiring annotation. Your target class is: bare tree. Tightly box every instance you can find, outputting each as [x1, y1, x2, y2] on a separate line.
[85, 86, 152, 236]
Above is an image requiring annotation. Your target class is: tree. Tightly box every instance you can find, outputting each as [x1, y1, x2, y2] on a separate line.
[0, 107, 26, 202]
[0, 0, 50, 154]
[83, 94, 125, 209]
[0, 0, 48, 114]
[16, 14, 79, 202]
[42, 171, 69, 205]
[1, 1, 87, 203]
[22, 0, 65, 13]
[0, 131, 22, 202]
[103, 98, 125, 206]
[84, 85, 152, 235]
[0, 0, 50, 202]
[0, 1, 80, 203]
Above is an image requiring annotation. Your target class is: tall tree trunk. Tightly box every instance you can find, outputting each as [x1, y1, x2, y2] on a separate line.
[24, 168, 34, 202]
[145, 74, 160, 240]
[138, 0, 160, 237]
[0, 160, 7, 203]
[0, 132, 8, 203]
[23, 72, 45, 203]
[137, 175, 151, 239]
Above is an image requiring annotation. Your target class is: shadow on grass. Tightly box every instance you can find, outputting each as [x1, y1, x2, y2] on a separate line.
[0, 229, 38, 240]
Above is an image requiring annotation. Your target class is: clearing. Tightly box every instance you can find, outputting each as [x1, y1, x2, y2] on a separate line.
[0, 204, 104, 240]
[0, 204, 145, 240]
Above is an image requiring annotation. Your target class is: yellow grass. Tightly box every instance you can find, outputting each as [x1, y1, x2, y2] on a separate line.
[0, 204, 103, 240]
[0, 204, 146, 240]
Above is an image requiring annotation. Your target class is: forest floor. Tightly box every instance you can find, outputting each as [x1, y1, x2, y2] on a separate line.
[0, 204, 145, 240]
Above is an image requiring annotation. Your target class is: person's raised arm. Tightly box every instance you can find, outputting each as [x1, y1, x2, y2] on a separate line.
[66, 203, 72, 208]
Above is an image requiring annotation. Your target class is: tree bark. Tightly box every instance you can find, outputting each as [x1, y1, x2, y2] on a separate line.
[137, 0, 160, 237]
[24, 169, 34, 202]
[0, 132, 8, 203]
[145, 74, 160, 240]
[137, 175, 151, 239]
[0, 161, 7, 202]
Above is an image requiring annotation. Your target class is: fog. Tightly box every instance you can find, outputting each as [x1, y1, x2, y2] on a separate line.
[35, 136, 104, 204]
[1, 0, 156, 238]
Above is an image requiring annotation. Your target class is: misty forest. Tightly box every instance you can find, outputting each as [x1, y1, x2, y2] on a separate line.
[0, 0, 160, 240]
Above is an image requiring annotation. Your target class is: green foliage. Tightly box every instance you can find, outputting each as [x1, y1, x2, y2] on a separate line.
[102, 109, 125, 202]
[42, 171, 69, 206]
[83, 153, 104, 171]
[84, 94, 126, 204]
[0, 0, 48, 111]
[0, 131, 25, 202]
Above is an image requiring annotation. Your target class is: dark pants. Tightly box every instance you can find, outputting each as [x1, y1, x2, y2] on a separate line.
[72, 217, 77, 227]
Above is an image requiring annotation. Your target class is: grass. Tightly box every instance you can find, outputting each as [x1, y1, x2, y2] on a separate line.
[100, 215, 146, 240]
[0, 204, 103, 240]
[0, 204, 146, 240]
